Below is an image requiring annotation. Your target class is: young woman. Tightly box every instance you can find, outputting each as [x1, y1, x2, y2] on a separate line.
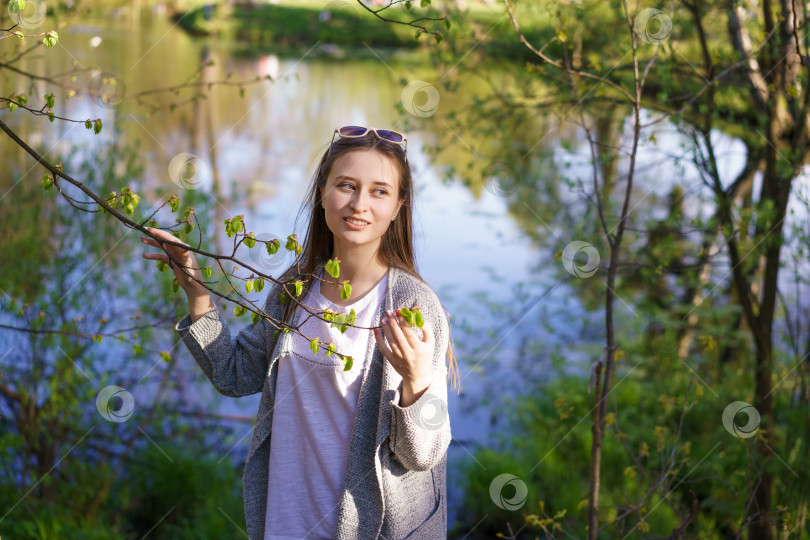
[141, 125, 459, 539]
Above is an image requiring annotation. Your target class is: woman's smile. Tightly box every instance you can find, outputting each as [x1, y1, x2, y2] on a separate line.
[344, 216, 370, 229]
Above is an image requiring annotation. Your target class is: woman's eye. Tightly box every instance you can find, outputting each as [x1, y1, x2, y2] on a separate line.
[340, 183, 386, 196]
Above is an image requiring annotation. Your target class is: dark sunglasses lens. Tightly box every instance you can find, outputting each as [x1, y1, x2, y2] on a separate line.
[377, 130, 404, 143]
[339, 126, 367, 136]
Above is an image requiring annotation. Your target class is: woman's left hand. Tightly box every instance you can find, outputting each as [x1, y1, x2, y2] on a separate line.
[373, 305, 434, 393]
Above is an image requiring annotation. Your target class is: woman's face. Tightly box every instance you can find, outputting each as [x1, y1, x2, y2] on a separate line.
[321, 149, 404, 255]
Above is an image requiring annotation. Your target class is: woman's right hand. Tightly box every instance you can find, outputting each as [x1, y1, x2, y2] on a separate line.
[140, 227, 207, 296]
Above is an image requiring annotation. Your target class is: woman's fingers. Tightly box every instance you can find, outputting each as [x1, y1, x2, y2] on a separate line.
[141, 228, 211, 300]
[380, 311, 417, 357]
[143, 227, 190, 250]
[373, 326, 395, 364]
[141, 227, 192, 263]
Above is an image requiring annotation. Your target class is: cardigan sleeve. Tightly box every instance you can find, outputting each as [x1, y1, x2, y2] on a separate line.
[174, 285, 285, 398]
[387, 290, 452, 472]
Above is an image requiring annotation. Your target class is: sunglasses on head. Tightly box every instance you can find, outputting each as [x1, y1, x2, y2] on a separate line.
[331, 125, 408, 152]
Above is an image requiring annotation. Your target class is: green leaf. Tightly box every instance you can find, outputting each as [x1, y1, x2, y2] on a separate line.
[9, 0, 26, 14]
[279, 292, 288, 305]
[41, 174, 53, 191]
[45, 93, 54, 109]
[285, 234, 298, 251]
[435, 32, 443, 44]
[160, 351, 171, 363]
[171, 278, 180, 293]
[266, 239, 280, 255]
[234, 304, 247, 317]
[8, 102, 18, 112]
[294, 280, 303, 296]
[255, 277, 264, 292]
[47, 110, 55, 122]
[183, 220, 194, 235]
[341, 281, 352, 302]
[421, 0, 429, 6]
[246, 279, 254, 293]
[168, 195, 179, 212]
[310, 337, 320, 354]
[85, 119, 92, 130]
[133, 343, 142, 355]
[405, 0, 411, 9]
[342, 355, 353, 371]
[92, 334, 103, 344]
[444, 18, 451, 29]
[225, 215, 243, 237]
[244, 232, 256, 248]
[251, 311, 259, 325]
[325, 258, 341, 278]
[330, 313, 351, 333]
[93, 119, 102, 134]
[325, 342, 336, 356]
[413, 309, 425, 328]
[156, 260, 168, 272]
[43, 31, 58, 47]
[202, 265, 212, 278]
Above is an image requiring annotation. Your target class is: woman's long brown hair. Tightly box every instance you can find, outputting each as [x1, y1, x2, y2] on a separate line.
[271, 131, 460, 393]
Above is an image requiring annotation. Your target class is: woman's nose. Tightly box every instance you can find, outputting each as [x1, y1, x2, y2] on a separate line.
[350, 190, 369, 210]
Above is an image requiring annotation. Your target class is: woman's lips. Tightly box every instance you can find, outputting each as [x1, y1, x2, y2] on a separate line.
[344, 217, 370, 230]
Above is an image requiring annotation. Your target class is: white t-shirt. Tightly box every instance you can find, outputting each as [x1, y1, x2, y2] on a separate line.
[264, 268, 389, 539]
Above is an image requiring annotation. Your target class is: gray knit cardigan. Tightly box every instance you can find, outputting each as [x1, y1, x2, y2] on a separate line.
[174, 259, 452, 539]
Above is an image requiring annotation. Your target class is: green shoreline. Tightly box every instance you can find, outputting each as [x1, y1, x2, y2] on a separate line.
[170, 0, 550, 61]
